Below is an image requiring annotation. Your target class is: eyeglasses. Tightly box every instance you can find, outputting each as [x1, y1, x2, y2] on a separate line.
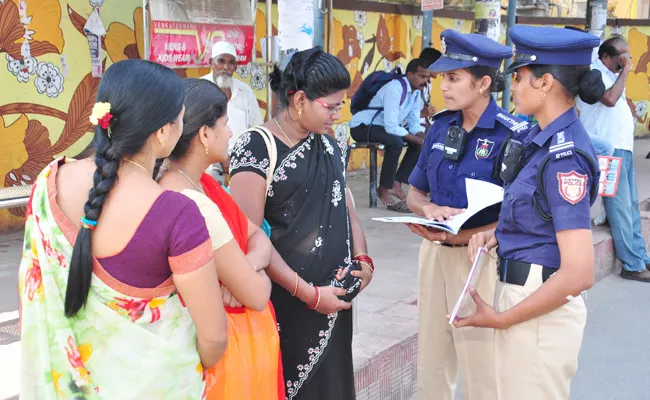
[313, 98, 346, 114]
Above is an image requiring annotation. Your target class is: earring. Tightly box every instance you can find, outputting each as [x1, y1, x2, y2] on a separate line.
[205, 143, 209, 155]
[298, 108, 303, 118]
[479, 89, 484, 95]
[541, 91, 547, 98]
[160, 138, 166, 148]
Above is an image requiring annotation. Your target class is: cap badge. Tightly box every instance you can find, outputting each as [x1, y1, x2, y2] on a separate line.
[441, 37, 446, 55]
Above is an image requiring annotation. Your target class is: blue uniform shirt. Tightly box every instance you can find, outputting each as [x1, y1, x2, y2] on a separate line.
[348, 77, 422, 137]
[496, 108, 598, 268]
[409, 98, 528, 229]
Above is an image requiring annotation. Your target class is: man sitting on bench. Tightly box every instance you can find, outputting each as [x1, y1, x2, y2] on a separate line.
[349, 59, 429, 212]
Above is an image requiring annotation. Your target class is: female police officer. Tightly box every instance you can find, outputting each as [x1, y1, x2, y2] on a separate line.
[406, 30, 527, 400]
[456, 26, 605, 400]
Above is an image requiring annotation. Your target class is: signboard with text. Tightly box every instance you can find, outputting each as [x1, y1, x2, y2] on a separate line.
[150, 21, 254, 67]
[149, 0, 253, 68]
[422, 0, 444, 11]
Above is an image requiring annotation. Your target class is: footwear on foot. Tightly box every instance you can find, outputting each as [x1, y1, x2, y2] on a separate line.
[620, 268, 650, 282]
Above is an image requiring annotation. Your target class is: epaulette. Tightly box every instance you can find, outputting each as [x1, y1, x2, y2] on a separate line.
[548, 130, 575, 161]
[495, 112, 529, 133]
[430, 109, 455, 121]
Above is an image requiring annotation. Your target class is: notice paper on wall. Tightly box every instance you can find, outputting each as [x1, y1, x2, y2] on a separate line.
[597, 155, 622, 197]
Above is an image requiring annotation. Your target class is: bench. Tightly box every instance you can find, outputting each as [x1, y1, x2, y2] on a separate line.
[350, 141, 409, 208]
[0, 185, 31, 210]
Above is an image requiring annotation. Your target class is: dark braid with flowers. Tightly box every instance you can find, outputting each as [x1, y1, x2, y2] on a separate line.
[65, 59, 184, 317]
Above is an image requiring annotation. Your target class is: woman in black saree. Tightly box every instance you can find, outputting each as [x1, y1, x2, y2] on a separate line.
[229, 48, 374, 400]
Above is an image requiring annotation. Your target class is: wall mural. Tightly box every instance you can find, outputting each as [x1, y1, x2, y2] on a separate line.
[1, 0, 649, 231]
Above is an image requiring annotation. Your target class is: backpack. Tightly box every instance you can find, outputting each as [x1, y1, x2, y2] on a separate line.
[350, 67, 408, 115]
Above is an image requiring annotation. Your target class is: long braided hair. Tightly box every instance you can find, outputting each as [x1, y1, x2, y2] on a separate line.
[65, 59, 185, 317]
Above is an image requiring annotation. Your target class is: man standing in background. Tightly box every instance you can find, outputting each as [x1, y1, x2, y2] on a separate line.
[577, 36, 650, 282]
[202, 41, 263, 176]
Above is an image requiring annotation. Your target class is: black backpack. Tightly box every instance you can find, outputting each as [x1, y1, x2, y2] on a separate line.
[350, 68, 408, 115]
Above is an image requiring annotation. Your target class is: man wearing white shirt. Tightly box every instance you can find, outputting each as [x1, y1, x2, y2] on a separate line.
[202, 41, 264, 158]
[577, 36, 650, 282]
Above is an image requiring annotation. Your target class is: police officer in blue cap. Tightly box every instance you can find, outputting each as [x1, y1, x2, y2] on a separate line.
[455, 26, 606, 399]
[406, 29, 527, 400]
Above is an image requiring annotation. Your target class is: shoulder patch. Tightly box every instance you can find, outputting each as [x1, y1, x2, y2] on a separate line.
[495, 112, 529, 133]
[549, 130, 575, 161]
[557, 170, 588, 205]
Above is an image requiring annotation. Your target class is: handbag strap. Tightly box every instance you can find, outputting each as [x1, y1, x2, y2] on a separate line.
[247, 126, 277, 199]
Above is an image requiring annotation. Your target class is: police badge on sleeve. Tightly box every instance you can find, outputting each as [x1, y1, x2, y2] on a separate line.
[557, 170, 588, 205]
[475, 138, 495, 160]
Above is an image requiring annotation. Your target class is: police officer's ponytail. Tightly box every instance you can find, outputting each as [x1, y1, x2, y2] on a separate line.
[467, 66, 506, 93]
[529, 65, 605, 105]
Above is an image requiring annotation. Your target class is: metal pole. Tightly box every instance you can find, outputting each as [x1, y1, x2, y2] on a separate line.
[143, 0, 150, 60]
[252, 0, 258, 62]
[502, 0, 517, 112]
[422, 11, 433, 51]
[313, 0, 326, 49]
[328, 0, 334, 54]
[585, 0, 608, 40]
[266, 0, 273, 120]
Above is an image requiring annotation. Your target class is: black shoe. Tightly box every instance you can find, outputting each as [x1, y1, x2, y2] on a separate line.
[620, 269, 650, 282]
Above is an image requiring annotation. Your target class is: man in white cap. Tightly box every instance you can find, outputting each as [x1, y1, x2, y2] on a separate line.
[202, 41, 263, 164]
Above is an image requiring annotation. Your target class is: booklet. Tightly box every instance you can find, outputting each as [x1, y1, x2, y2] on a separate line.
[597, 155, 622, 197]
[449, 247, 485, 325]
[372, 178, 504, 235]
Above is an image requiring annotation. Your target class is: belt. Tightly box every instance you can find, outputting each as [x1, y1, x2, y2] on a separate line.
[497, 257, 556, 286]
[435, 242, 468, 248]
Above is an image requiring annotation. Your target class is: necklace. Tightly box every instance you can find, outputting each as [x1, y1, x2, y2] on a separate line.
[274, 118, 295, 147]
[123, 158, 151, 176]
[170, 166, 205, 193]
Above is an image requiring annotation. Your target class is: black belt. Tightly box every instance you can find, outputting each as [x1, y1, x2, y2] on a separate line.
[436, 242, 468, 248]
[497, 257, 556, 286]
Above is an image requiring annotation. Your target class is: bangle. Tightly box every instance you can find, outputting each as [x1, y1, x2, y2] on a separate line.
[354, 254, 375, 272]
[307, 286, 320, 310]
[291, 272, 299, 297]
[353, 252, 369, 259]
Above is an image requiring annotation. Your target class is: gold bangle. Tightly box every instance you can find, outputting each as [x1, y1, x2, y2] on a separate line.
[314, 288, 321, 310]
[359, 261, 374, 273]
[353, 252, 369, 258]
[291, 272, 299, 297]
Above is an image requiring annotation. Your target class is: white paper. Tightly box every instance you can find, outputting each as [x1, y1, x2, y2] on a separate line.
[83, 8, 106, 37]
[372, 178, 504, 235]
[260, 36, 280, 63]
[449, 247, 485, 325]
[278, 0, 314, 52]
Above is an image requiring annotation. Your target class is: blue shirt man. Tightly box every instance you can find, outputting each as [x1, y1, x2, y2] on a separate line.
[349, 59, 430, 211]
[496, 108, 599, 268]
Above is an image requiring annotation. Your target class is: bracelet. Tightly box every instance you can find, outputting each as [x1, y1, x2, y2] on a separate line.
[307, 286, 320, 310]
[291, 272, 299, 297]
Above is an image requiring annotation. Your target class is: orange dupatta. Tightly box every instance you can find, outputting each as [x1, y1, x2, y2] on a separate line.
[200, 174, 285, 400]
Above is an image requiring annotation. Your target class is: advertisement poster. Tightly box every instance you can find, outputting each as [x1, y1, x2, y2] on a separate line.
[597, 155, 622, 197]
[149, 0, 254, 68]
[278, 0, 314, 52]
[474, 0, 501, 42]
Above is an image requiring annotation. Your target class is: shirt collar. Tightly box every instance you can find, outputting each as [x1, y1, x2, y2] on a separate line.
[450, 97, 497, 130]
[530, 107, 579, 147]
[594, 58, 617, 80]
[401, 76, 414, 94]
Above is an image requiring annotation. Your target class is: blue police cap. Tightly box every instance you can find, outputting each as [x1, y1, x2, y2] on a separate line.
[429, 30, 513, 73]
[504, 25, 600, 74]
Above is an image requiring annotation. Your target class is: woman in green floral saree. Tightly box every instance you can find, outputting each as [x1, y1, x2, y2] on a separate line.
[18, 60, 228, 399]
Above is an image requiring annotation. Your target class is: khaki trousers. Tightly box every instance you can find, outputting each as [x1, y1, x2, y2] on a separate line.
[417, 240, 498, 400]
[495, 264, 587, 400]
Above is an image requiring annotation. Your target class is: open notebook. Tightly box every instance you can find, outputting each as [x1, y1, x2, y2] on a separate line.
[372, 178, 504, 235]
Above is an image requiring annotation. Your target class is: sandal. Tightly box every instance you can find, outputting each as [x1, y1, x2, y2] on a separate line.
[387, 201, 411, 213]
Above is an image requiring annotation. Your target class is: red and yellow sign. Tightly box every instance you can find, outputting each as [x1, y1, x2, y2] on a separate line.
[150, 21, 254, 68]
